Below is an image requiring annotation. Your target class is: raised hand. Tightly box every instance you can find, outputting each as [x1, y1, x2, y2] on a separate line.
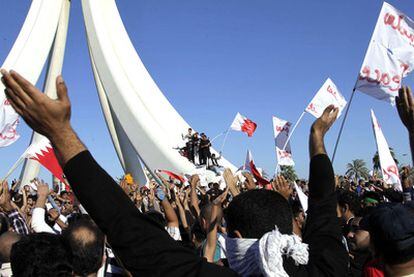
[396, 86, 414, 133]
[310, 105, 339, 157]
[396, 86, 414, 165]
[311, 105, 339, 137]
[35, 180, 50, 198]
[223, 168, 240, 196]
[1, 70, 71, 138]
[272, 175, 293, 200]
[0, 180, 13, 212]
[242, 172, 256, 191]
[190, 174, 200, 188]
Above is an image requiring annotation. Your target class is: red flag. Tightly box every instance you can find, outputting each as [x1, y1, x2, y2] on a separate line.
[26, 138, 67, 186]
[159, 170, 185, 184]
[230, 113, 257, 137]
[243, 150, 270, 186]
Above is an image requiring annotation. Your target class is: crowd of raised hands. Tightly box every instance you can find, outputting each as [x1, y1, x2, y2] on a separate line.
[0, 68, 414, 276]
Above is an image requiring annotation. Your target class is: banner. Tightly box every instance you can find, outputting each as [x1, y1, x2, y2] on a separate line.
[370, 109, 401, 190]
[230, 112, 257, 137]
[305, 78, 347, 118]
[272, 116, 295, 166]
[356, 2, 414, 104]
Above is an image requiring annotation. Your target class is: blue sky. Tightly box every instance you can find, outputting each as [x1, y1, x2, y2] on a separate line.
[1, 0, 414, 183]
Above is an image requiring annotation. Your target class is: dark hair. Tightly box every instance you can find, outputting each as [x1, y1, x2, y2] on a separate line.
[225, 190, 293, 238]
[11, 232, 73, 277]
[337, 190, 361, 216]
[290, 200, 303, 218]
[63, 217, 105, 276]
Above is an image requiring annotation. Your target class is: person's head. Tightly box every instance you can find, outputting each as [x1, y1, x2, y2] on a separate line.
[0, 231, 21, 263]
[27, 195, 36, 206]
[188, 128, 192, 134]
[201, 133, 206, 139]
[362, 191, 381, 207]
[337, 190, 361, 222]
[200, 203, 223, 232]
[225, 190, 292, 239]
[346, 217, 370, 251]
[365, 202, 414, 275]
[358, 179, 365, 187]
[291, 200, 305, 231]
[11, 233, 73, 276]
[63, 217, 105, 277]
[60, 191, 69, 200]
[23, 185, 30, 193]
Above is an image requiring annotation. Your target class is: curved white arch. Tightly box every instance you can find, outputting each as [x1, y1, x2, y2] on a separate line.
[90, 50, 148, 185]
[82, 0, 236, 174]
[19, 0, 70, 188]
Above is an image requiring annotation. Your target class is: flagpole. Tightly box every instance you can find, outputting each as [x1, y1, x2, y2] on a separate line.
[220, 127, 231, 153]
[211, 130, 226, 143]
[282, 111, 306, 151]
[331, 85, 357, 162]
[2, 155, 26, 182]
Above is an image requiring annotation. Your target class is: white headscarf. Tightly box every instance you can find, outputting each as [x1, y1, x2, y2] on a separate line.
[226, 227, 309, 277]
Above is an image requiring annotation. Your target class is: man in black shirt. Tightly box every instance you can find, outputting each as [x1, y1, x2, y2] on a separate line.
[199, 133, 211, 166]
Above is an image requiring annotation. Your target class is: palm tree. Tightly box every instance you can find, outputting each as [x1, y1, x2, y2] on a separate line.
[372, 148, 399, 175]
[346, 159, 370, 182]
[279, 166, 298, 182]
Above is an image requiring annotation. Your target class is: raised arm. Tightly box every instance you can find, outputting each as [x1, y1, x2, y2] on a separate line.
[308, 105, 338, 201]
[396, 86, 414, 165]
[303, 105, 348, 276]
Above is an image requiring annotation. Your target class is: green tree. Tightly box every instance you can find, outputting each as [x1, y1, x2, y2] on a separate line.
[372, 148, 399, 175]
[279, 165, 298, 182]
[346, 159, 370, 182]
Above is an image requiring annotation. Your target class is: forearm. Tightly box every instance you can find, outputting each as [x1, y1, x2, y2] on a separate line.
[161, 199, 179, 227]
[49, 126, 86, 167]
[176, 203, 188, 229]
[190, 187, 200, 216]
[309, 129, 327, 159]
[35, 195, 48, 208]
[204, 205, 219, 263]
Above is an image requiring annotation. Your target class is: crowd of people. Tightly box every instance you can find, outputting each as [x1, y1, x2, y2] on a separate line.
[0, 69, 414, 276]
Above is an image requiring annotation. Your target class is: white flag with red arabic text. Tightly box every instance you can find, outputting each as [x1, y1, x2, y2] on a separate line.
[272, 116, 295, 166]
[370, 109, 401, 191]
[356, 2, 414, 104]
[305, 78, 347, 118]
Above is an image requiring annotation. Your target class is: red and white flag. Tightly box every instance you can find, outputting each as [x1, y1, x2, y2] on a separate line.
[230, 113, 257, 137]
[25, 137, 66, 184]
[272, 116, 295, 166]
[356, 2, 414, 104]
[370, 110, 401, 191]
[4, 137, 66, 185]
[242, 150, 270, 186]
[305, 78, 347, 118]
[158, 169, 186, 184]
